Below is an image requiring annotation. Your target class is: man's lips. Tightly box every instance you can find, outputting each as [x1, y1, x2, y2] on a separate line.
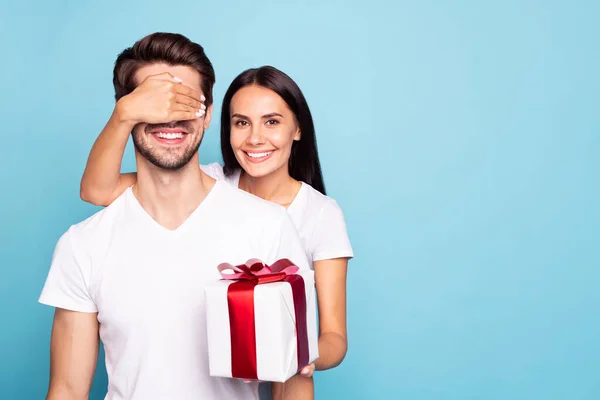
[150, 127, 186, 133]
[150, 129, 189, 144]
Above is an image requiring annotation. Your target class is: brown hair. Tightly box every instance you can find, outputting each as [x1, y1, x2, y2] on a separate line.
[112, 32, 215, 106]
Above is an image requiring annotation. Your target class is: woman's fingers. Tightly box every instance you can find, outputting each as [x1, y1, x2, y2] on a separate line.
[174, 83, 205, 102]
[300, 363, 315, 377]
[171, 102, 205, 117]
[175, 93, 205, 110]
[169, 110, 202, 121]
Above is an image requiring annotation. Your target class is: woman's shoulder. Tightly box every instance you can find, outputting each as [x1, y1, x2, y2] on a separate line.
[297, 182, 345, 219]
[200, 162, 225, 180]
[201, 163, 242, 187]
[297, 182, 354, 261]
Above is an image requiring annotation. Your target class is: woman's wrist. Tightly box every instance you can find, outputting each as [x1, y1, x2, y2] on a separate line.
[113, 97, 138, 130]
[313, 332, 347, 371]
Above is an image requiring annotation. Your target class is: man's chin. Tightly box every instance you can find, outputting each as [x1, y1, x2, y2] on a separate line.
[133, 136, 201, 172]
[144, 154, 195, 171]
[133, 148, 196, 171]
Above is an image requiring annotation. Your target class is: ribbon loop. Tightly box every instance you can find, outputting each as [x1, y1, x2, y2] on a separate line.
[218, 258, 299, 284]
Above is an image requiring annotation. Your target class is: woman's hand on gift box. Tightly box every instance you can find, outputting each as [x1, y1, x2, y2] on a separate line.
[299, 362, 315, 378]
[241, 362, 315, 383]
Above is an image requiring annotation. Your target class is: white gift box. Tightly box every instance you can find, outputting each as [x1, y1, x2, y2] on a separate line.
[204, 260, 319, 382]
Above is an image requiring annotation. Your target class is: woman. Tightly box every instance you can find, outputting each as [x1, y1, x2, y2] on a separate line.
[80, 66, 352, 399]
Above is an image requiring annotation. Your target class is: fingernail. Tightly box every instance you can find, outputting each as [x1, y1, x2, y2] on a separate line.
[174, 76, 183, 83]
[200, 95, 206, 101]
[195, 110, 205, 117]
[200, 104, 206, 110]
[301, 367, 309, 375]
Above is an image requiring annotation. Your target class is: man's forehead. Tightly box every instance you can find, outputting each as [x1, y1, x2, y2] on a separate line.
[135, 63, 202, 90]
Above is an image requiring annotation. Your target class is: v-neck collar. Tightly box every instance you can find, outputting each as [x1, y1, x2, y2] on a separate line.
[125, 180, 223, 236]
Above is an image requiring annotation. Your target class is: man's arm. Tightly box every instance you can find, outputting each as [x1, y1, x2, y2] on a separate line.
[46, 308, 99, 400]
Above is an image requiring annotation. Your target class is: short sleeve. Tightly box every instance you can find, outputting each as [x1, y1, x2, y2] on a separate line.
[38, 229, 97, 313]
[266, 210, 312, 272]
[200, 162, 226, 180]
[311, 199, 354, 262]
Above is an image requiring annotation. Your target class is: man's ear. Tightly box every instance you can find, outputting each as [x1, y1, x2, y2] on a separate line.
[203, 104, 214, 130]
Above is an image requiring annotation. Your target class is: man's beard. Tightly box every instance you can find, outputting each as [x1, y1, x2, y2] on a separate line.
[132, 121, 202, 171]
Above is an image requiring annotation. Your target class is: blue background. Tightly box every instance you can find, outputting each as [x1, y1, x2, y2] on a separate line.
[1, 1, 598, 399]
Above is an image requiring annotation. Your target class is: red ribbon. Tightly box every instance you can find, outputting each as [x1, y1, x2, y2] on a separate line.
[218, 259, 310, 380]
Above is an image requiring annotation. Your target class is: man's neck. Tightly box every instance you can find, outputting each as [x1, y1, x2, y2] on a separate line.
[238, 167, 300, 208]
[132, 156, 214, 230]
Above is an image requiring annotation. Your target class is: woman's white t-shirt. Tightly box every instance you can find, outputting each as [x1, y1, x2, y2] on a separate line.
[201, 163, 354, 265]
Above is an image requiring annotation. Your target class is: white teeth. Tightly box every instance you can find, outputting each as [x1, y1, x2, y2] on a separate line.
[156, 132, 184, 139]
[246, 151, 273, 158]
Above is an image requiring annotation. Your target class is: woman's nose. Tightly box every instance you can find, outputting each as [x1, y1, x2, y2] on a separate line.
[247, 127, 265, 145]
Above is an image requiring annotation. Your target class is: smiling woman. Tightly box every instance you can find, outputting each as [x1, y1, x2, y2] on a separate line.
[214, 69, 353, 399]
[79, 64, 353, 400]
[229, 91, 296, 171]
[221, 67, 325, 196]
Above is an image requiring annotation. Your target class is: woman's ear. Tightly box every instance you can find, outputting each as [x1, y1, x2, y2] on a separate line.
[294, 127, 301, 141]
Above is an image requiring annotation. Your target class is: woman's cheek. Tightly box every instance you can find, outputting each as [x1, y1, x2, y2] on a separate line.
[268, 129, 291, 147]
[230, 129, 244, 149]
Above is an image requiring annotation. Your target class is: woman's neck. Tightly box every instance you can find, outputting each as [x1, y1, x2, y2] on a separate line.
[237, 167, 301, 208]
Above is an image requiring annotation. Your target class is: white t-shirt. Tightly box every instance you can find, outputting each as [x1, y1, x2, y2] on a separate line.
[201, 163, 354, 265]
[39, 180, 310, 400]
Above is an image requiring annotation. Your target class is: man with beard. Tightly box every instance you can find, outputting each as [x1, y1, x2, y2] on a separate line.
[38, 32, 310, 400]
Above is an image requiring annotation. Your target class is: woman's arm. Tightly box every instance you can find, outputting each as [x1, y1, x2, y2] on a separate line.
[312, 257, 349, 370]
[272, 376, 313, 400]
[80, 72, 204, 206]
[79, 107, 137, 206]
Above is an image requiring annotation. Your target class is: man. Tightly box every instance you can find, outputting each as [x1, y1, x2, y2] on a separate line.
[39, 32, 310, 400]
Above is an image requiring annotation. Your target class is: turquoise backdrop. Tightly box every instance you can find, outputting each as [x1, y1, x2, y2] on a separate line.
[1, 1, 598, 399]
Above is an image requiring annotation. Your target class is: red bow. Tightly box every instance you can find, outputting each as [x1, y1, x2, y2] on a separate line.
[217, 258, 299, 284]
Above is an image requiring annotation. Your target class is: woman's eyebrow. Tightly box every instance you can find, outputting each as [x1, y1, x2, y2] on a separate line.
[262, 113, 283, 119]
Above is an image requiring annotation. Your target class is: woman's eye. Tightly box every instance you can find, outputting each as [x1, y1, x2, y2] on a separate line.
[235, 120, 248, 127]
[265, 119, 279, 126]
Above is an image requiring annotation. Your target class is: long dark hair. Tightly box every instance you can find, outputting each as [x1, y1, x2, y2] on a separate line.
[220, 66, 326, 195]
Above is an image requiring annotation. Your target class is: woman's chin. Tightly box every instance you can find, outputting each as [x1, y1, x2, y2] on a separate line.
[239, 161, 283, 180]
[242, 166, 274, 179]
